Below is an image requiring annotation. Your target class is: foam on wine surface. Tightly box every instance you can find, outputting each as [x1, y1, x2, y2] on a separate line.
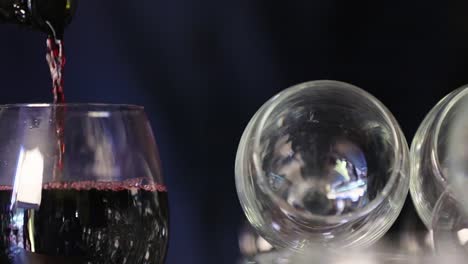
[0, 179, 168, 264]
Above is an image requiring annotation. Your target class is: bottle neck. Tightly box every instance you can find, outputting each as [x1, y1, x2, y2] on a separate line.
[0, 0, 75, 38]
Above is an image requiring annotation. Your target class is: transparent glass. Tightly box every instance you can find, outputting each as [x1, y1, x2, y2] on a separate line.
[235, 80, 409, 250]
[432, 190, 468, 257]
[238, 247, 423, 264]
[0, 104, 168, 263]
[429, 86, 468, 257]
[410, 85, 468, 229]
[238, 221, 274, 258]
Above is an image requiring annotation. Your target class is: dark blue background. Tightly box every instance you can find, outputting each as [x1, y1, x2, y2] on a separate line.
[1, 1, 467, 263]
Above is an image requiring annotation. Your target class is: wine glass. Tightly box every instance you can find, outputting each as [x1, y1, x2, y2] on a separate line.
[428, 85, 468, 257]
[0, 104, 168, 263]
[235, 80, 409, 250]
[410, 85, 468, 229]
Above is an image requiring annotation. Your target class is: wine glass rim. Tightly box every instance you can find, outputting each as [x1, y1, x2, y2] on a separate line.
[0, 103, 144, 111]
[252, 80, 405, 224]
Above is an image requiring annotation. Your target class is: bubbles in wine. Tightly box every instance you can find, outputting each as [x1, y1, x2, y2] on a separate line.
[0, 179, 168, 263]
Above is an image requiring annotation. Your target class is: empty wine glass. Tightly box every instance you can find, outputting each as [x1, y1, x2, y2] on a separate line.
[429, 85, 468, 256]
[235, 80, 409, 250]
[410, 85, 468, 229]
[0, 104, 168, 263]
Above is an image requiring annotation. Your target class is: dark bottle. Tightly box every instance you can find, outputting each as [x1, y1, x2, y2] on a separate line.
[0, 0, 76, 38]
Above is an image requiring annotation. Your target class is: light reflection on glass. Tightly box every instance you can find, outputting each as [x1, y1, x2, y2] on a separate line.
[267, 136, 368, 216]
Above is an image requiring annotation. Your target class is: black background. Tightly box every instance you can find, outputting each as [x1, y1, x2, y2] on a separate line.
[1, 1, 467, 263]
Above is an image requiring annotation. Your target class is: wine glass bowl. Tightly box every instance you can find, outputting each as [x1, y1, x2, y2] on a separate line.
[421, 86, 468, 257]
[410, 85, 468, 229]
[0, 104, 168, 263]
[235, 80, 409, 250]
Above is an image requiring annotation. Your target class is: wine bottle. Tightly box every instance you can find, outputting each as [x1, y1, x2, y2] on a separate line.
[0, 0, 76, 38]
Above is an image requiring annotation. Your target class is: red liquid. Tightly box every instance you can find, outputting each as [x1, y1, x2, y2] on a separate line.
[46, 37, 65, 104]
[0, 180, 168, 263]
[46, 37, 66, 174]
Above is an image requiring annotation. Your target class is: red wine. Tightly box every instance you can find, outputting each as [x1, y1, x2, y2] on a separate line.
[46, 37, 66, 104]
[46, 36, 66, 173]
[0, 180, 169, 263]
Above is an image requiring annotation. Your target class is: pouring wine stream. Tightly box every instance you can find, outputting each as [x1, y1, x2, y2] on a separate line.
[45, 22, 66, 174]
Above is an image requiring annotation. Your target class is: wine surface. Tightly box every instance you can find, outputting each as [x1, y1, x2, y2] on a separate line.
[0, 181, 169, 264]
